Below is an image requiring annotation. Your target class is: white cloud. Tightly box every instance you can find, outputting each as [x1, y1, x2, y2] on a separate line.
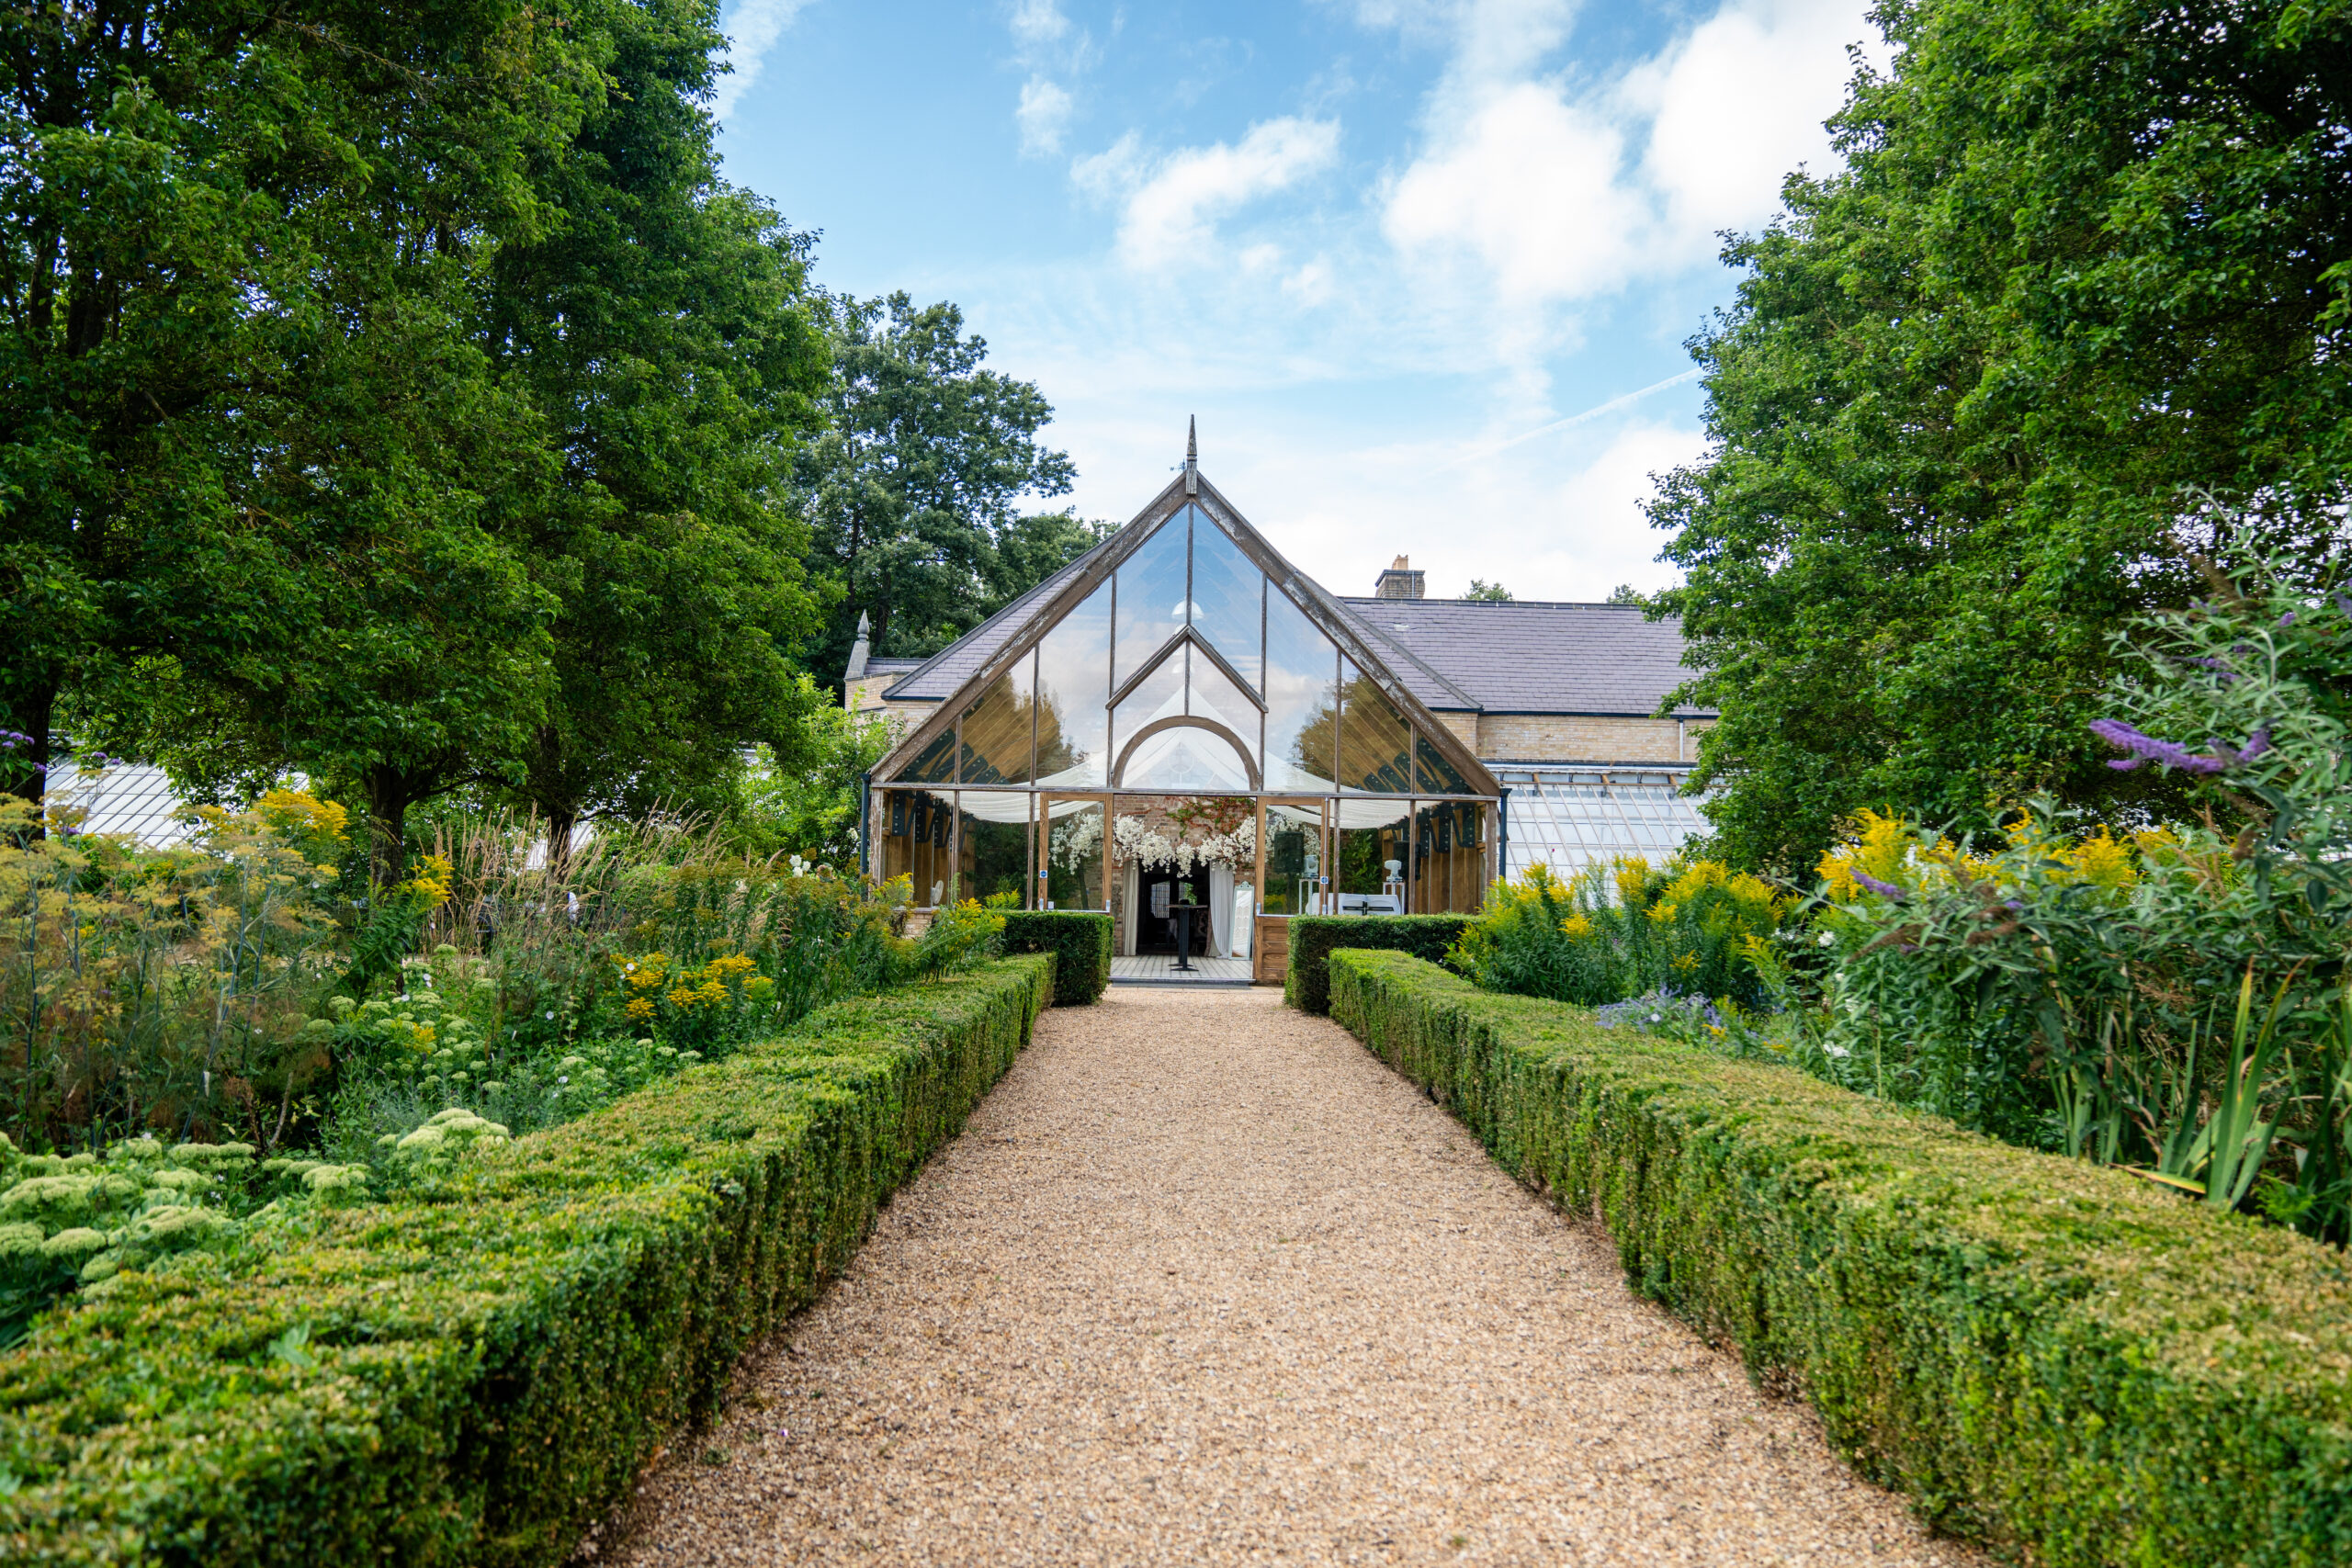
[1079, 118, 1342, 271]
[1010, 0, 1070, 48]
[1374, 0, 1874, 341]
[1017, 77, 1074, 155]
[713, 0, 816, 120]
[1631, 0, 1880, 243]
[1383, 82, 1645, 311]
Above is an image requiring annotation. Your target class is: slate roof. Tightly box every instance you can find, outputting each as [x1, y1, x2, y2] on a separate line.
[1339, 598, 1711, 717]
[876, 536, 1117, 704]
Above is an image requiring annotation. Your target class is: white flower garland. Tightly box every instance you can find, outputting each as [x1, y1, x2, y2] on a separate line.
[1111, 812, 1256, 873]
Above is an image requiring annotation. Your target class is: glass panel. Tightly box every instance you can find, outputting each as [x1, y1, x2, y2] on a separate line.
[879, 788, 956, 905]
[1112, 646, 1185, 759]
[1113, 514, 1189, 686]
[1338, 660, 1413, 795]
[1261, 803, 1323, 915]
[894, 726, 956, 784]
[1035, 579, 1111, 788]
[1333, 797, 1410, 911]
[1188, 512, 1262, 691]
[1043, 799, 1107, 911]
[1262, 587, 1337, 791]
[1119, 723, 1255, 793]
[1414, 729, 1474, 796]
[957, 791, 1030, 904]
[1186, 647, 1260, 758]
[1413, 800, 1488, 913]
[957, 665, 1033, 785]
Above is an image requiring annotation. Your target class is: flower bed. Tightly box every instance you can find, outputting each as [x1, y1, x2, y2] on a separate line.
[0, 955, 1053, 1567]
[1327, 948, 2352, 1566]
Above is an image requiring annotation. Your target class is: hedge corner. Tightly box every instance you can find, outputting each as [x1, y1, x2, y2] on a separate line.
[999, 909, 1113, 1005]
[1282, 915, 1471, 1013]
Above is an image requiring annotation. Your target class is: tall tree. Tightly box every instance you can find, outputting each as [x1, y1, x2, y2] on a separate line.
[1, 1, 598, 881]
[795, 293, 1080, 679]
[477, 0, 831, 848]
[1652, 0, 2352, 874]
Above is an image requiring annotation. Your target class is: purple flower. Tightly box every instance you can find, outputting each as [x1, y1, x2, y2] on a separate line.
[2238, 729, 2271, 762]
[1853, 872, 1906, 900]
[2088, 718, 2228, 774]
[2279, 611, 2298, 626]
[2335, 593, 2352, 618]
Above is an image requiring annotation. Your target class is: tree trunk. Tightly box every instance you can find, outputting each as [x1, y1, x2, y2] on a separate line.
[361, 765, 422, 888]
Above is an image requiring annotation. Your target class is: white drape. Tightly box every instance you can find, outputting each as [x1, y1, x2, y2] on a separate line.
[1208, 862, 1233, 955]
[1230, 882, 1253, 961]
[1121, 860, 1140, 956]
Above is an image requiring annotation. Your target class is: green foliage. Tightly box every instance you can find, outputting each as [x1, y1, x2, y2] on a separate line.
[1790, 552, 2352, 1232]
[1283, 916, 1470, 1014]
[724, 685, 895, 866]
[1328, 950, 2352, 1567]
[1462, 580, 1513, 603]
[998, 910, 1112, 1006]
[1650, 0, 2352, 874]
[1447, 859, 1786, 1010]
[794, 291, 1088, 674]
[0, 958, 1052, 1566]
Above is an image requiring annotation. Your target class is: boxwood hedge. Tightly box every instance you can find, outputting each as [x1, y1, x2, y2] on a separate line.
[1328, 948, 2352, 1567]
[1283, 915, 1470, 1014]
[998, 910, 1112, 1006]
[0, 955, 1053, 1567]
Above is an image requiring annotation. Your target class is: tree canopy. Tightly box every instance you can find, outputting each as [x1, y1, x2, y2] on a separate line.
[1651, 0, 2352, 874]
[794, 292, 1089, 680]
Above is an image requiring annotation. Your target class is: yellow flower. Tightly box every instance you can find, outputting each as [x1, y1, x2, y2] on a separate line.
[1559, 911, 1593, 939]
[625, 996, 656, 1021]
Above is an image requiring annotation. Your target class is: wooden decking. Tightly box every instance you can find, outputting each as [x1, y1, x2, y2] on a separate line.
[1109, 954, 1255, 985]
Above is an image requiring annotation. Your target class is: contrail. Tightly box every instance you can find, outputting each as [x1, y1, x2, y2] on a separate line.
[1434, 367, 1702, 473]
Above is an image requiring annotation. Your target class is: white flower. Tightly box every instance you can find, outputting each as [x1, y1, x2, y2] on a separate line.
[1817, 931, 1836, 948]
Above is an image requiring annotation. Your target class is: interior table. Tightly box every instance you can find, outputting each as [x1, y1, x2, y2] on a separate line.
[1170, 903, 1201, 972]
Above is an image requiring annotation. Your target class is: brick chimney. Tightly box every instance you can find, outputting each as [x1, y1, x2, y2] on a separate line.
[1374, 555, 1425, 600]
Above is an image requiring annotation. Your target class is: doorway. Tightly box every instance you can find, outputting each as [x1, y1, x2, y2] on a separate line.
[1133, 867, 1215, 956]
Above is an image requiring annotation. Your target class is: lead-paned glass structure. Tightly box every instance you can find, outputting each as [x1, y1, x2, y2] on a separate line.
[876, 496, 1498, 908]
[1495, 769, 1710, 880]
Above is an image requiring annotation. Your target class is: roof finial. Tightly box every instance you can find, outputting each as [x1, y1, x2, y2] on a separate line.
[1184, 415, 1199, 495]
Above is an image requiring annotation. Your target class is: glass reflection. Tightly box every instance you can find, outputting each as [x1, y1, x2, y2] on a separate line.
[956, 791, 1031, 903]
[879, 788, 956, 904]
[1415, 729, 1474, 796]
[957, 664, 1032, 785]
[1120, 723, 1254, 792]
[1113, 514, 1189, 685]
[1412, 799, 1487, 913]
[1339, 660, 1412, 794]
[896, 727, 956, 784]
[1111, 647, 1185, 756]
[1262, 587, 1337, 790]
[1261, 804, 1323, 915]
[1334, 797, 1411, 910]
[1035, 581, 1110, 787]
[1188, 512, 1262, 690]
[1186, 647, 1261, 757]
[1042, 799, 1106, 911]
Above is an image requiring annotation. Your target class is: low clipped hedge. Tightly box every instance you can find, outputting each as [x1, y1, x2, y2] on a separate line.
[1283, 915, 1470, 1014]
[998, 910, 1112, 1005]
[1328, 949, 2352, 1566]
[0, 955, 1054, 1567]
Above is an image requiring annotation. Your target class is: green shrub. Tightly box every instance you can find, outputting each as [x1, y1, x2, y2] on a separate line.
[1327, 949, 2352, 1566]
[0, 956, 1053, 1567]
[998, 911, 1112, 1006]
[1283, 915, 1469, 1014]
[1448, 859, 1787, 1009]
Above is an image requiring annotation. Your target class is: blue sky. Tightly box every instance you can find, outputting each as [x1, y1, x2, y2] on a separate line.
[712, 0, 1884, 602]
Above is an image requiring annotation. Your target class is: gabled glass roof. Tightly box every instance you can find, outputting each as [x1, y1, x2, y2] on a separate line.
[879, 485, 1496, 800]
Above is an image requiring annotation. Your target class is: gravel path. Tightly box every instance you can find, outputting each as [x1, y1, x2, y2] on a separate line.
[610, 987, 1984, 1566]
